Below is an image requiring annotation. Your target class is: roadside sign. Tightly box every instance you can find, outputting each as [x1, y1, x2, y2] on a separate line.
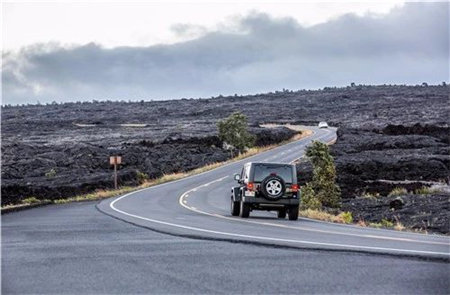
[110, 156, 122, 165]
[109, 156, 122, 189]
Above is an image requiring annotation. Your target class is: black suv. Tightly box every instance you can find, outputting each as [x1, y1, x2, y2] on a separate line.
[231, 162, 300, 220]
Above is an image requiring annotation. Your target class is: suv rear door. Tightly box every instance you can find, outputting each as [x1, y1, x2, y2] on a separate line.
[251, 164, 294, 185]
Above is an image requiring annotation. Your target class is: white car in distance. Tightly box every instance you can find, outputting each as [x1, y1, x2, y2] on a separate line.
[318, 121, 329, 128]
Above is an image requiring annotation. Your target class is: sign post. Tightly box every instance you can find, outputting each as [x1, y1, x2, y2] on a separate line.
[109, 156, 122, 189]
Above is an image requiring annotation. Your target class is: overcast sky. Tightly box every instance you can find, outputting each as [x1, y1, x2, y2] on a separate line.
[2, 1, 449, 105]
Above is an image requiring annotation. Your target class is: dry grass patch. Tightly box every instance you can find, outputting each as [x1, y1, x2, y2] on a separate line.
[388, 187, 408, 197]
[301, 210, 409, 232]
[54, 187, 136, 204]
[21, 197, 41, 204]
[394, 222, 406, 231]
[2, 197, 52, 212]
[414, 186, 441, 195]
[292, 129, 313, 140]
[360, 192, 380, 199]
[357, 219, 368, 227]
[300, 209, 353, 224]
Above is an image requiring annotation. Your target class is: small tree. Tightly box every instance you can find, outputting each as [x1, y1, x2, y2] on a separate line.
[303, 141, 341, 208]
[217, 112, 255, 156]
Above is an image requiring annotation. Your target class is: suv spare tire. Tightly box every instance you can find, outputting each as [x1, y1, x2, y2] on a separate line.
[260, 175, 286, 200]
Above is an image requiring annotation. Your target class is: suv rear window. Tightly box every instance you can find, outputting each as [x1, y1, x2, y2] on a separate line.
[253, 164, 293, 183]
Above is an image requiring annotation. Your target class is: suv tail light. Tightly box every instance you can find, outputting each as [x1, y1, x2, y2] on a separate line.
[291, 184, 299, 192]
[246, 182, 255, 191]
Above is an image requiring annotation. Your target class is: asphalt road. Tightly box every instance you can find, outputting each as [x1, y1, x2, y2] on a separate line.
[3, 127, 450, 294]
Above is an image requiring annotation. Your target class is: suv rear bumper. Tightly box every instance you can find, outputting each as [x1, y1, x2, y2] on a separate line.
[242, 196, 299, 206]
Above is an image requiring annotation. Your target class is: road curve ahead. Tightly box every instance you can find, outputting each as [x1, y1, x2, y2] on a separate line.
[98, 127, 450, 259]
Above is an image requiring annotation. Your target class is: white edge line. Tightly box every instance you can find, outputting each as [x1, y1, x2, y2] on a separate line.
[108, 177, 449, 257]
[110, 191, 449, 256]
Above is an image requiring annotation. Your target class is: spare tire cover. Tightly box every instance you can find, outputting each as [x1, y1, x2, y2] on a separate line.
[261, 175, 286, 200]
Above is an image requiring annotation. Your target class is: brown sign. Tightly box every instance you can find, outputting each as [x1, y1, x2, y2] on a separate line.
[109, 156, 122, 165]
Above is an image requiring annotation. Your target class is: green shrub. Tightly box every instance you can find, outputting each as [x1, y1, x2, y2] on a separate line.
[388, 187, 407, 197]
[338, 211, 353, 224]
[136, 171, 149, 184]
[369, 219, 394, 228]
[300, 184, 322, 210]
[217, 112, 256, 155]
[381, 219, 394, 227]
[305, 141, 341, 208]
[369, 222, 382, 229]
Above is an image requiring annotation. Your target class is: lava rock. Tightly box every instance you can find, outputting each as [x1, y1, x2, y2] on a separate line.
[342, 193, 450, 234]
[331, 126, 450, 198]
[2, 85, 449, 207]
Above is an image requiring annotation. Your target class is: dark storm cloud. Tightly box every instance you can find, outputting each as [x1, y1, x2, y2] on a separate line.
[2, 2, 449, 105]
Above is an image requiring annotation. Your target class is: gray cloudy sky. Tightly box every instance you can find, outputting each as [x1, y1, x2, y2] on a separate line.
[2, 2, 449, 105]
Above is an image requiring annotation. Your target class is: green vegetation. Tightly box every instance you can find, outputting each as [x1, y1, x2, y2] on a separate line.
[388, 187, 407, 197]
[299, 141, 347, 226]
[369, 222, 382, 229]
[45, 168, 57, 178]
[369, 219, 394, 228]
[300, 185, 321, 210]
[339, 211, 353, 224]
[217, 112, 256, 155]
[302, 141, 341, 209]
[298, 142, 416, 233]
[381, 219, 394, 227]
[136, 171, 149, 184]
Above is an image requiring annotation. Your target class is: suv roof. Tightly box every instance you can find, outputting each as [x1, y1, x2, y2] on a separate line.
[246, 162, 293, 167]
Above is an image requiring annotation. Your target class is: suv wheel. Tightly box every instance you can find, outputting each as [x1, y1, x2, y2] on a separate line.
[239, 201, 250, 218]
[277, 209, 286, 219]
[288, 205, 299, 221]
[231, 198, 240, 216]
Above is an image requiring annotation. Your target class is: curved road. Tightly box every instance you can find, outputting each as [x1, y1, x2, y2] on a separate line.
[98, 127, 449, 258]
[3, 127, 449, 294]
